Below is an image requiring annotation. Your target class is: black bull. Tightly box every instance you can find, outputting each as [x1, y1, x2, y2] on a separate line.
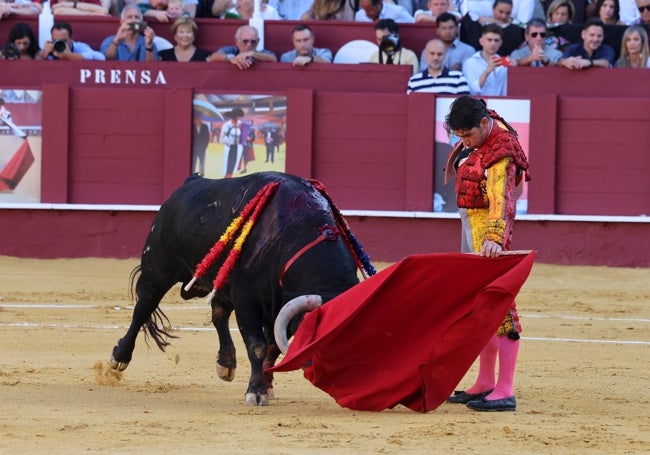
[110, 172, 366, 405]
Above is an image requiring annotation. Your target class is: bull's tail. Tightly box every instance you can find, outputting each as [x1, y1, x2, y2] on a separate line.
[129, 265, 178, 352]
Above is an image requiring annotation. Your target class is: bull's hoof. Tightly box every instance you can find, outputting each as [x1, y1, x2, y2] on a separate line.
[245, 392, 269, 406]
[216, 363, 235, 382]
[110, 355, 129, 371]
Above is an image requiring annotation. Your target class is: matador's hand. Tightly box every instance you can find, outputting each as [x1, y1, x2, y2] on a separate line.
[480, 240, 503, 258]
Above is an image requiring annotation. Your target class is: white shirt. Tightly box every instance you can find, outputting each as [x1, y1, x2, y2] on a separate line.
[462, 51, 508, 96]
[355, 1, 415, 22]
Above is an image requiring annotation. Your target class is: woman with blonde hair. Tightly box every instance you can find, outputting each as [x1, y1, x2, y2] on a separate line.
[546, 0, 574, 24]
[159, 16, 211, 62]
[617, 25, 650, 68]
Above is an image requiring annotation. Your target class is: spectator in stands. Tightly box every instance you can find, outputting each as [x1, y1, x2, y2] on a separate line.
[616, 24, 650, 66]
[136, 0, 198, 17]
[209, 24, 277, 69]
[0, 0, 42, 17]
[141, 0, 185, 22]
[510, 18, 562, 65]
[462, 23, 508, 95]
[300, 0, 355, 20]
[230, 0, 280, 19]
[280, 24, 332, 65]
[558, 18, 616, 68]
[546, 0, 574, 23]
[420, 12, 475, 71]
[3, 22, 40, 59]
[196, 0, 240, 17]
[592, 0, 626, 24]
[100, 5, 159, 61]
[413, 0, 459, 22]
[42, 22, 105, 60]
[159, 16, 210, 61]
[50, 0, 110, 16]
[355, 0, 415, 23]
[477, 0, 514, 26]
[0, 98, 12, 122]
[407, 38, 470, 93]
[635, 0, 650, 24]
[268, 0, 313, 19]
[369, 18, 419, 73]
[462, 0, 533, 24]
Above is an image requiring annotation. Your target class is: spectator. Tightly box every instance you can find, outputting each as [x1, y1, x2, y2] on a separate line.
[3, 22, 40, 59]
[136, 0, 198, 17]
[478, 0, 514, 26]
[546, 0, 574, 24]
[0, 0, 42, 17]
[461, 0, 534, 23]
[369, 18, 419, 73]
[558, 18, 616, 68]
[635, 0, 650, 24]
[230, 0, 280, 19]
[100, 5, 159, 61]
[196, 0, 240, 17]
[142, 0, 185, 22]
[280, 24, 332, 66]
[268, 0, 313, 19]
[42, 22, 105, 60]
[592, 0, 626, 24]
[407, 38, 470, 93]
[413, 0, 460, 22]
[209, 24, 277, 69]
[510, 18, 562, 65]
[50, 0, 110, 16]
[616, 24, 650, 66]
[300, 0, 354, 20]
[0, 97, 12, 122]
[159, 16, 210, 61]
[462, 23, 508, 95]
[420, 12, 475, 71]
[355, 0, 415, 23]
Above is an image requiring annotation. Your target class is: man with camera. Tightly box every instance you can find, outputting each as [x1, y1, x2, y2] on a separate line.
[368, 18, 419, 74]
[42, 22, 105, 61]
[100, 4, 158, 61]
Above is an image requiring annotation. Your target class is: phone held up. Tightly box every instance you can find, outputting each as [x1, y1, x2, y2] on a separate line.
[128, 21, 148, 34]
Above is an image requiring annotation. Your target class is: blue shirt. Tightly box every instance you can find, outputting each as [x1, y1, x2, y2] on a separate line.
[462, 51, 508, 96]
[280, 47, 333, 63]
[216, 45, 277, 60]
[100, 35, 159, 61]
[561, 43, 616, 67]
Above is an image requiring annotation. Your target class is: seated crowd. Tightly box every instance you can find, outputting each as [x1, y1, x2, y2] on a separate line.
[1, 0, 649, 85]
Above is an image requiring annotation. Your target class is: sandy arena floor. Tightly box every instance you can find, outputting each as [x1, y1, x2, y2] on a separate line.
[0, 256, 648, 454]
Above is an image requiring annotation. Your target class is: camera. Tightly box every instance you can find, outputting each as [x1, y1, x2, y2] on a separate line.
[379, 33, 401, 56]
[53, 40, 67, 53]
[0, 43, 20, 60]
[128, 21, 148, 33]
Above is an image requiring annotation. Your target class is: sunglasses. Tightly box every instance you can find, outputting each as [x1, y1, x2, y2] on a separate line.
[529, 32, 547, 38]
[639, 5, 650, 12]
[240, 39, 258, 45]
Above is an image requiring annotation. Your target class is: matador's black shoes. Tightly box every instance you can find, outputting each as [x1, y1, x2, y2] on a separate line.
[466, 395, 517, 412]
[446, 389, 493, 404]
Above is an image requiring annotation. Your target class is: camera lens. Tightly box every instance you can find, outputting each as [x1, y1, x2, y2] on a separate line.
[53, 40, 67, 53]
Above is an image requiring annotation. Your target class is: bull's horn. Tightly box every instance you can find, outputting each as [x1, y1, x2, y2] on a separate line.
[274, 295, 322, 354]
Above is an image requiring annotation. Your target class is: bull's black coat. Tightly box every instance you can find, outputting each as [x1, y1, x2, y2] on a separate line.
[111, 172, 361, 404]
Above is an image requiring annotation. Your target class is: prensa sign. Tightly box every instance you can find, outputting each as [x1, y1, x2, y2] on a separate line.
[79, 68, 168, 85]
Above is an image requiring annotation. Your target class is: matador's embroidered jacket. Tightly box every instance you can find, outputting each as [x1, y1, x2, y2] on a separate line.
[447, 110, 531, 251]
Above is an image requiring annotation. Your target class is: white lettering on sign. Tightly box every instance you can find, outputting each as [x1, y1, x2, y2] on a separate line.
[79, 69, 167, 85]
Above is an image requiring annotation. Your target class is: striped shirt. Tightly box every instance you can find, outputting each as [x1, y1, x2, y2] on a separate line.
[406, 67, 470, 94]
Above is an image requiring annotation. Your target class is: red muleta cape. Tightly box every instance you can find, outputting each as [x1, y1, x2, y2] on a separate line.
[268, 251, 535, 413]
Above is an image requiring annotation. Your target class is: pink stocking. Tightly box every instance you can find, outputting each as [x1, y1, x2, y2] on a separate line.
[465, 333, 498, 394]
[486, 336, 520, 400]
